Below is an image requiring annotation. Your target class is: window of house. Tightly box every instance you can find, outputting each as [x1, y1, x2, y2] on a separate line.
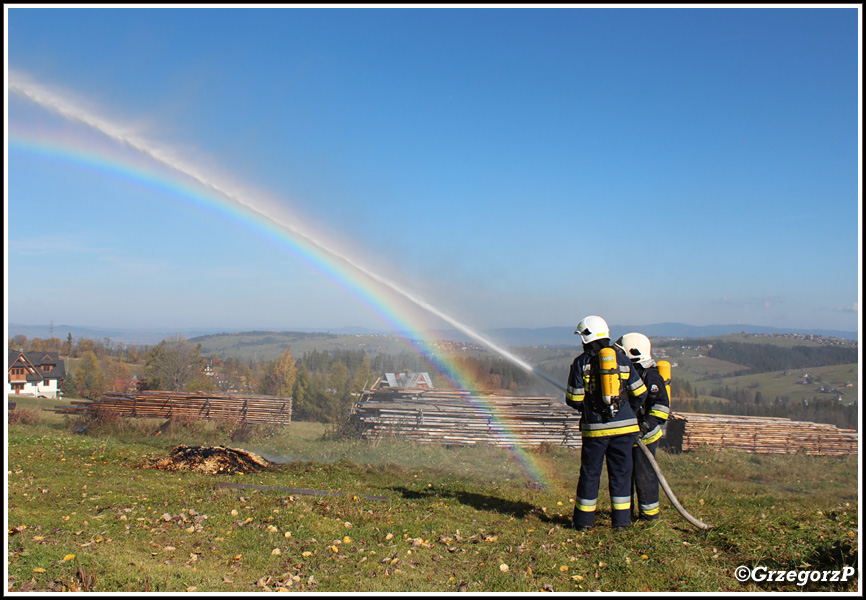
[44, 379, 51, 386]
[12, 383, 24, 392]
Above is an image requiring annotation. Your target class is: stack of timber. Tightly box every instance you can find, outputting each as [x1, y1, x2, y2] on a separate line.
[348, 389, 857, 456]
[668, 412, 857, 456]
[50, 391, 292, 426]
[348, 388, 583, 448]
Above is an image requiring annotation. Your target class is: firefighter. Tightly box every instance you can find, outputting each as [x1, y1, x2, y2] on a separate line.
[565, 316, 648, 530]
[615, 332, 671, 522]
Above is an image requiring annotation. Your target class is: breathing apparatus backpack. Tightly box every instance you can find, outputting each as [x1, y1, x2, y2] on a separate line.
[656, 360, 672, 403]
[595, 346, 627, 419]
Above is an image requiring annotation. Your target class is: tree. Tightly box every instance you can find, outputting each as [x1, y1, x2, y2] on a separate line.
[292, 366, 313, 419]
[258, 348, 298, 397]
[352, 353, 374, 392]
[143, 336, 205, 391]
[71, 351, 108, 400]
[103, 358, 131, 392]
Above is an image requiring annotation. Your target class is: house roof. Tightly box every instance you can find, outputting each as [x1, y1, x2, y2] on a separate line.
[8, 350, 66, 382]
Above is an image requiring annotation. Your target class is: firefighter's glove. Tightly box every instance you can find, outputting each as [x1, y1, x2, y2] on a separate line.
[639, 420, 652, 435]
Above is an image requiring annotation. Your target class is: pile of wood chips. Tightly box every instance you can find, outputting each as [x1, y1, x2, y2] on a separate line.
[146, 444, 274, 475]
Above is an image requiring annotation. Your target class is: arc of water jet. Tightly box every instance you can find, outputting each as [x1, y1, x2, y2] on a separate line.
[10, 73, 564, 392]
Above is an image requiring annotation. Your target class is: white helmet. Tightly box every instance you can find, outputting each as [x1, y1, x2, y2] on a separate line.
[615, 332, 654, 367]
[575, 315, 610, 344]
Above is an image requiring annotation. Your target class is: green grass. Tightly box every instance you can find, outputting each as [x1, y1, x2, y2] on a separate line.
[6, 409, 859, 593]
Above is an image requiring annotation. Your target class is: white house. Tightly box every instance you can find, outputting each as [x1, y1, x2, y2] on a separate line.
[7, 351, 66, 399]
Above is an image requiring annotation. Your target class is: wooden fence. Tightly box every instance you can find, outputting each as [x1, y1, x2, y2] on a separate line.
[50, 391, 292, 426]
[348, 389, 858, 455]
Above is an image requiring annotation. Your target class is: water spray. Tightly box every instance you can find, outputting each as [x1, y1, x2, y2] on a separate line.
[10, 73, 562, 390]
[10, 72, 709, 529]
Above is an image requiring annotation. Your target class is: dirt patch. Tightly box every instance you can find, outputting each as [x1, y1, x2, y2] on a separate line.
[146, 444, 274, 475]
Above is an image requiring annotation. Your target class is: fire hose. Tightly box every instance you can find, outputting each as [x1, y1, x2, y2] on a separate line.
[636, 438, 711, 529]
[537, 367, 712, 530]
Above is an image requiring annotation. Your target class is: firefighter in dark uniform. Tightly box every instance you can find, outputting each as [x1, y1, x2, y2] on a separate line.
[616, 332, 671, 521]
[566, 316, 648, 530]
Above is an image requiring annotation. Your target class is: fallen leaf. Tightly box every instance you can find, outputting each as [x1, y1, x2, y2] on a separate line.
[33, 567, 46, 573]
[500, 564, 509, 572]
[63, 554, 76, 561]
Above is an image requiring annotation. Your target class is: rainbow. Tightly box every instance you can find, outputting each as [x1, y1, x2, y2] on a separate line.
[8, 130, 561, 489]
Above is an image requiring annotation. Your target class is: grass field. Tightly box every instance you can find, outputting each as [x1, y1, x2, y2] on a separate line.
[5, 400, 860, 593]
[704, 364, 860, 403]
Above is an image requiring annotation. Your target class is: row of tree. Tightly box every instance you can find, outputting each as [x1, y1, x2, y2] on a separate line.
[9, 334, 148, 363]
[52, 336, 541, 424]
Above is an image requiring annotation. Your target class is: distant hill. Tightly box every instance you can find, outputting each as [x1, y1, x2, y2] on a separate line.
[6, 324, 226, 346]
[431, 324, 858, 347]
[8, 321, 857, 348]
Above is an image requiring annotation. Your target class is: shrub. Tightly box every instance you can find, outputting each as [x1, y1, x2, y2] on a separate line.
[8, 407, 41, 426]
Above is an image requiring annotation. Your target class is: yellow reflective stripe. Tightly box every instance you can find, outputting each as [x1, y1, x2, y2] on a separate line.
[566, 392, 584, 403]
[643, 429, 663, 444]
[630, 382, 648, 396]
[649, 409, 669, 420]
[582, 424, 640, 437]
[612, 500, 631, 510]
[577, 504, 596, 512]
[641, 506, 660, 516]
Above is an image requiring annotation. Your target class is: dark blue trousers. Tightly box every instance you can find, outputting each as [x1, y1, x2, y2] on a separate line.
[632, 440, 660, 520]
[574, 432, 639, 528]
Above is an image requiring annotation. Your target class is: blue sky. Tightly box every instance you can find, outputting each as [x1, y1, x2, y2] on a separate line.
[5, 6, 861, 337]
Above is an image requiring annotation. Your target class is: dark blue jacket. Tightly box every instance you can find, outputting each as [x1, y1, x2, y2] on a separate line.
[565, 342, 648, 438]
[634, 363, 671, 444]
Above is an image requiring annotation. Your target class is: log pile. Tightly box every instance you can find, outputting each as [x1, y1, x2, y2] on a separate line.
[347, 388, 583, 448]
[668, 412, 858, 456]
[50, 391, 292, 426]
[348, 389, 858, 456]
